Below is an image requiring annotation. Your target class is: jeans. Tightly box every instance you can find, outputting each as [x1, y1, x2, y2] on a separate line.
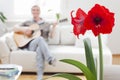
[28, 37, 53, 80]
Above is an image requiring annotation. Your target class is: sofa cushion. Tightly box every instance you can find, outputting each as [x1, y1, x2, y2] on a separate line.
[10, 45, 112, 72]
[10, 50, 37, 72]
[6, 34, 18, 51]
[0, 37, 10, 57]
[49, 45, 112, 65]
[60, 25, 75, 45]
[75, 31, 108, 48]
[0, 32, 18, 51]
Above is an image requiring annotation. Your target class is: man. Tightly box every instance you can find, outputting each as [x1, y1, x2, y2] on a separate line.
[14, 5, 57, 80]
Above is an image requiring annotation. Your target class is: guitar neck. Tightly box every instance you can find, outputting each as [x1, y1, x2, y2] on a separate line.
[58, 18, 68, 23]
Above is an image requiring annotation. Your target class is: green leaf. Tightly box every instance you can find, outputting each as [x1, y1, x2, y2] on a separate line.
[0, 16, 5, 23]
[47, 73, 81, 80]
[0, 12, 7, 20]
[56, 13, 60, 20]
[60, 59, 96, 80]
[0, 12, 7, 23]
[83, 38, 97, 79]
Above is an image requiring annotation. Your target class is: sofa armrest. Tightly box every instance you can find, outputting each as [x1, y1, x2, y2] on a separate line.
[0, 39, 10, 63]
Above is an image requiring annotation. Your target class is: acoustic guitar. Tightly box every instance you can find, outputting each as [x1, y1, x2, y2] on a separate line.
[14, 18, 68, 47]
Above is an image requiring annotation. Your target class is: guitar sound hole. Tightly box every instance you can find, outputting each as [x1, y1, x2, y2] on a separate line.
[32, 31, 35, 35]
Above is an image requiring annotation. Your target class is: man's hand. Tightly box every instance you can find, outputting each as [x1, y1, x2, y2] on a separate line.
[52, 22, 58, 28]
[49, 22, 58, 38]
[24, 29, 32, 37]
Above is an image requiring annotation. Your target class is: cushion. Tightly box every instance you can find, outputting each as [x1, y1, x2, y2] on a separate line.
[60, 25, 76, 45]
[47, 25, 60, 45]
[0, 38, 10, 58]
[75, 31, 108, 48]
[10, 50, 37, 71]
[10, 45, 112, 72]
[5, 32, 18, 51]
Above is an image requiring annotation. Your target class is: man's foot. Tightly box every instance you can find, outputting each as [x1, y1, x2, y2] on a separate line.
[49, 57, 56, 66]
[37, 76, 42, 80]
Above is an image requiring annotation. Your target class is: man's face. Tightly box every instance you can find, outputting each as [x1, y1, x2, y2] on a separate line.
[31, 6, 40, 18]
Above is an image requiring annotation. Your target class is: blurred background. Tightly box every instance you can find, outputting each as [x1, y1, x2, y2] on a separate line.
[0, 0, 120, 54]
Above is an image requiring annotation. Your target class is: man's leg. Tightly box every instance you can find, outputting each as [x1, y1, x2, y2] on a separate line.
[28, 37, 45, 80]
[28, 37, 56, 80]
[35, 47, 44, 80]
[29, 37, 55, 63]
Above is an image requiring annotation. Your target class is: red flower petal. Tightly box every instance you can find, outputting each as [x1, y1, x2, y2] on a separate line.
[84, 4, 115, 36]
[71, 8, 87, 38]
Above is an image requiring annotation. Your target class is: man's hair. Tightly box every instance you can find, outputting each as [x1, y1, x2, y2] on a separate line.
[31, 5, 40, 10]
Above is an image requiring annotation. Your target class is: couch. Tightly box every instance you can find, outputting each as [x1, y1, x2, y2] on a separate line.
[0, 24, 112, 73]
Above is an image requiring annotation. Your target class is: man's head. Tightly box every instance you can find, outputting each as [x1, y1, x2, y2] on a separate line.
[31, 5, 40, 18]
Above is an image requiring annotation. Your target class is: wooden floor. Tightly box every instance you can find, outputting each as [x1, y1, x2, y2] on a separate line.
[18, 74, 86, 80]
[112, 54, 120, 65]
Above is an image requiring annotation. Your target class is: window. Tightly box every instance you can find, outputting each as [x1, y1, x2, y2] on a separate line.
[14, 0, 61, 17]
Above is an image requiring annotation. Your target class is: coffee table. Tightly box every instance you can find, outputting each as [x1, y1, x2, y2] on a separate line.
[0, 64, 22, 80]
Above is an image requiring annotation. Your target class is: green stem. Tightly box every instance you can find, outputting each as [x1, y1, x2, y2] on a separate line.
[98, 34, 103, 80]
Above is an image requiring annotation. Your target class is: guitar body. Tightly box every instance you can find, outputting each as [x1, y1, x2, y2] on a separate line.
[14, 24, 40, 47]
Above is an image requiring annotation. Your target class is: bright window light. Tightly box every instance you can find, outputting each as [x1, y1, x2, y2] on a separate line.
[14, 0, 61, 17]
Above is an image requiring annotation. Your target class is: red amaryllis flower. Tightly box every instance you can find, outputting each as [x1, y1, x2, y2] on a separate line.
[84, 4, 115, 36]
[71, 8, 87, 38]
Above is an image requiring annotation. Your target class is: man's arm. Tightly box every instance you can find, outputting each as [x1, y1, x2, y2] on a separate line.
[49, 22, 57, 38]
[13, 25, 27, 33]
[13, 25, 32, 37]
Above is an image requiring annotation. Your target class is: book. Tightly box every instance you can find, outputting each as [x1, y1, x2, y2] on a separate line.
[0, 68, 19, 78]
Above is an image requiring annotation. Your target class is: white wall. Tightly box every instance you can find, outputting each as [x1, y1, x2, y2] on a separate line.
[0, 0, 34, 20]
[0, 0, 120, 53]
[0, 0, 15, 20]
